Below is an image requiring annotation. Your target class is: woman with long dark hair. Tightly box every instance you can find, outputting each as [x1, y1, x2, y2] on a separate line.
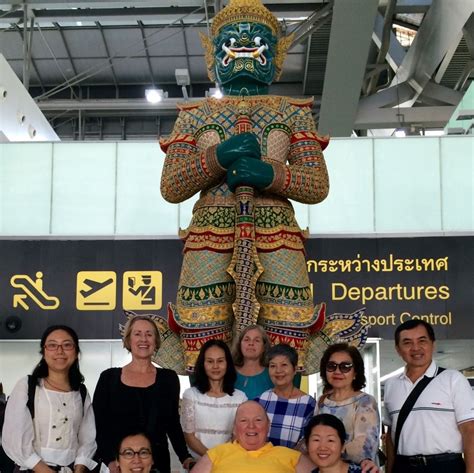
[181, 339, 247, 458]
[2, 325, 96, 473]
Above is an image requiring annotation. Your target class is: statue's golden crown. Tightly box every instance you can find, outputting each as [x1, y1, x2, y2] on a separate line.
[211, 0, 281, 37]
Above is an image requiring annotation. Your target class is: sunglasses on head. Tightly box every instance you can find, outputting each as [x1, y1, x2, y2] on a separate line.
[326, 361, 353, 373]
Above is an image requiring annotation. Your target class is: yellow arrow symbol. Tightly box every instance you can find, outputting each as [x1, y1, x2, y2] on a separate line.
[13, 294, 29, 310]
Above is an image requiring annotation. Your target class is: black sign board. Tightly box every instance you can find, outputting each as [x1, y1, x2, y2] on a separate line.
[0, 236, 471, 340]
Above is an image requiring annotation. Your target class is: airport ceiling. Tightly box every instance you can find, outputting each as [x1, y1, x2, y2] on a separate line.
[0, 0, 473, 140]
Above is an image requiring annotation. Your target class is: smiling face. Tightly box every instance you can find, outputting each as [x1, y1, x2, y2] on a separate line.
[233, 401, 269, 451]
[307, 424, 344, 468]
[129, 319, 157, 360]
[203, 345, 227, 382]
[326, 351, 355, 392]
[307, 424, 344, 469]
[213, 22, 277, 88]
[43, 329, 78, 374]
[241, 328, 265, 362]
[268, 354, 296, 390]
[117, 434, 153, 473]
[396, 324, 435, 372]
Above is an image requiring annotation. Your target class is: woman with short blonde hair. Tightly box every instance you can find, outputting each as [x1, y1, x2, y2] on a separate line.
[93, 315, 193, 473]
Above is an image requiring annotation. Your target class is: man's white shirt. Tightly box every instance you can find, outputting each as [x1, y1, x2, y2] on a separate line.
[383, 360, 474, 456]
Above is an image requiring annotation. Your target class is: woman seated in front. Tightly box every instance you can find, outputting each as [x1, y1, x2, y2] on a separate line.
[191, 400, 315, 473]
[115, 430, 154, 473]
[304, 414, 362, 473]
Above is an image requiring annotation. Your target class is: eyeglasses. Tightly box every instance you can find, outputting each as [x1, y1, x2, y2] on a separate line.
[44, 341, 76, 351]
[119, 448, 152, 460]
[326, 361, 353, 373]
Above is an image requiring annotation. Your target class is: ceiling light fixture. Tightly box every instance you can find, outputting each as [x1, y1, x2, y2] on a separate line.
[145, 88, 166, 104]
[207, 87, 223, 99]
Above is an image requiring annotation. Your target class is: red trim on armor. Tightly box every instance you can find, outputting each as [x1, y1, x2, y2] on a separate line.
[290, 130, 329, 151]
[309, 303, 326, 334]
[159, 133, 197, 153]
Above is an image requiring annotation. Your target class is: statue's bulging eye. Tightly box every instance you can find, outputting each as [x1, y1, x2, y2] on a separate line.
[225, 38, 237, 48]
[253, 37, 267, 47]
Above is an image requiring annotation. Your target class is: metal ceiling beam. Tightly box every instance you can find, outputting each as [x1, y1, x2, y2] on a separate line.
[454, 60, 474, 92]
[38, 97, 456, 130]
[358, 81, 415, 111]
[391, 0, 432, 14]
[289, 1, 333, 47]
[13, 22, 45, 92]
[371, 12, 407, 74]
[22, 6, 34, 90]
[420, 81, 463, 106]
[0, 3, 321, 24]
[53, 22, 78, 77]
[365, 0, 396, 95]
[434, 31, 463, 84]
[463, 14, 474, 56]
[318, 0, 379, 136]
[355, 105, 455, 129]
[302, 35, 312, 94]
[95, 21, 120, 94]
[38, 98, 187, 114]
[390, 0, 474, 106]
[180, 19, 193, 96]
[137, 20, 156, 87]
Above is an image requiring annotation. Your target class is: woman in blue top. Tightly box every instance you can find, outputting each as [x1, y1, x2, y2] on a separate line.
[304, 414, 362, 473]
[232, 325, 273, 399]
[255, 344, 315, 448]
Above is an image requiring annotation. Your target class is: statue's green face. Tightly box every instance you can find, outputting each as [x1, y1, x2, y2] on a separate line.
[214, 22, 277, 88]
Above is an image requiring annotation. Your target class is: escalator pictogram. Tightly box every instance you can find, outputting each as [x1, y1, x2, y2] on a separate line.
[10, 271, 60, 310]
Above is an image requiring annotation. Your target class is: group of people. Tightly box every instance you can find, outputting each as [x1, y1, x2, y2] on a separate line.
[1, 317, 472, 473]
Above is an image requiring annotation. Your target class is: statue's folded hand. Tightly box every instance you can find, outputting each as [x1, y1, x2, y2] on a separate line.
[227, 156, 273, 191]
[216, 133, 261, 168]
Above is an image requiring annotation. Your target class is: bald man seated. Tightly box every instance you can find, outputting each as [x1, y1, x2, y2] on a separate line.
[191, 400, 314, 473]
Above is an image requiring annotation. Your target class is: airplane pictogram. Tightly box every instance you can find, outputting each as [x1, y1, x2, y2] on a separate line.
[11, 271, 60, 310]
[76, 271, 116, 310]
[80, 278, 114, 298]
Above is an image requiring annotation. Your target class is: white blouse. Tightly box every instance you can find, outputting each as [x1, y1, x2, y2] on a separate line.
[181, 387, 247, 457]
[2, 376, 97, 471]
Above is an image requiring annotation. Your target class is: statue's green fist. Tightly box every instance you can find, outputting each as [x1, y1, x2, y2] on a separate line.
[216, 133, 261, 169]
[227, 157, 274, 191]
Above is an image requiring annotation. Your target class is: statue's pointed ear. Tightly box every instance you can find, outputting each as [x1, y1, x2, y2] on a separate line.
[199, 32, 216, 82]
[275, 33, 294, 80]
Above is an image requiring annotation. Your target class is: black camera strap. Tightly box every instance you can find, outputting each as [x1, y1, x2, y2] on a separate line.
[394, 366, 445, 454]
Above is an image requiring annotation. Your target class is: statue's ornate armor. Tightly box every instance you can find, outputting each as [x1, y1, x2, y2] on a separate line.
[160, 95, 329, 370]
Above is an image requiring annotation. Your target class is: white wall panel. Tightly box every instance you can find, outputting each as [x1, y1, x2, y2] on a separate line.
[0, 143, 52, 234]
[374, 137, 442, 232]
[116, 143, 178, 235]
[51, 143, 116, 234]
[310, 138, 374, 233]
[0, 137, 472, 237]
[440, 136, 473, 231]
